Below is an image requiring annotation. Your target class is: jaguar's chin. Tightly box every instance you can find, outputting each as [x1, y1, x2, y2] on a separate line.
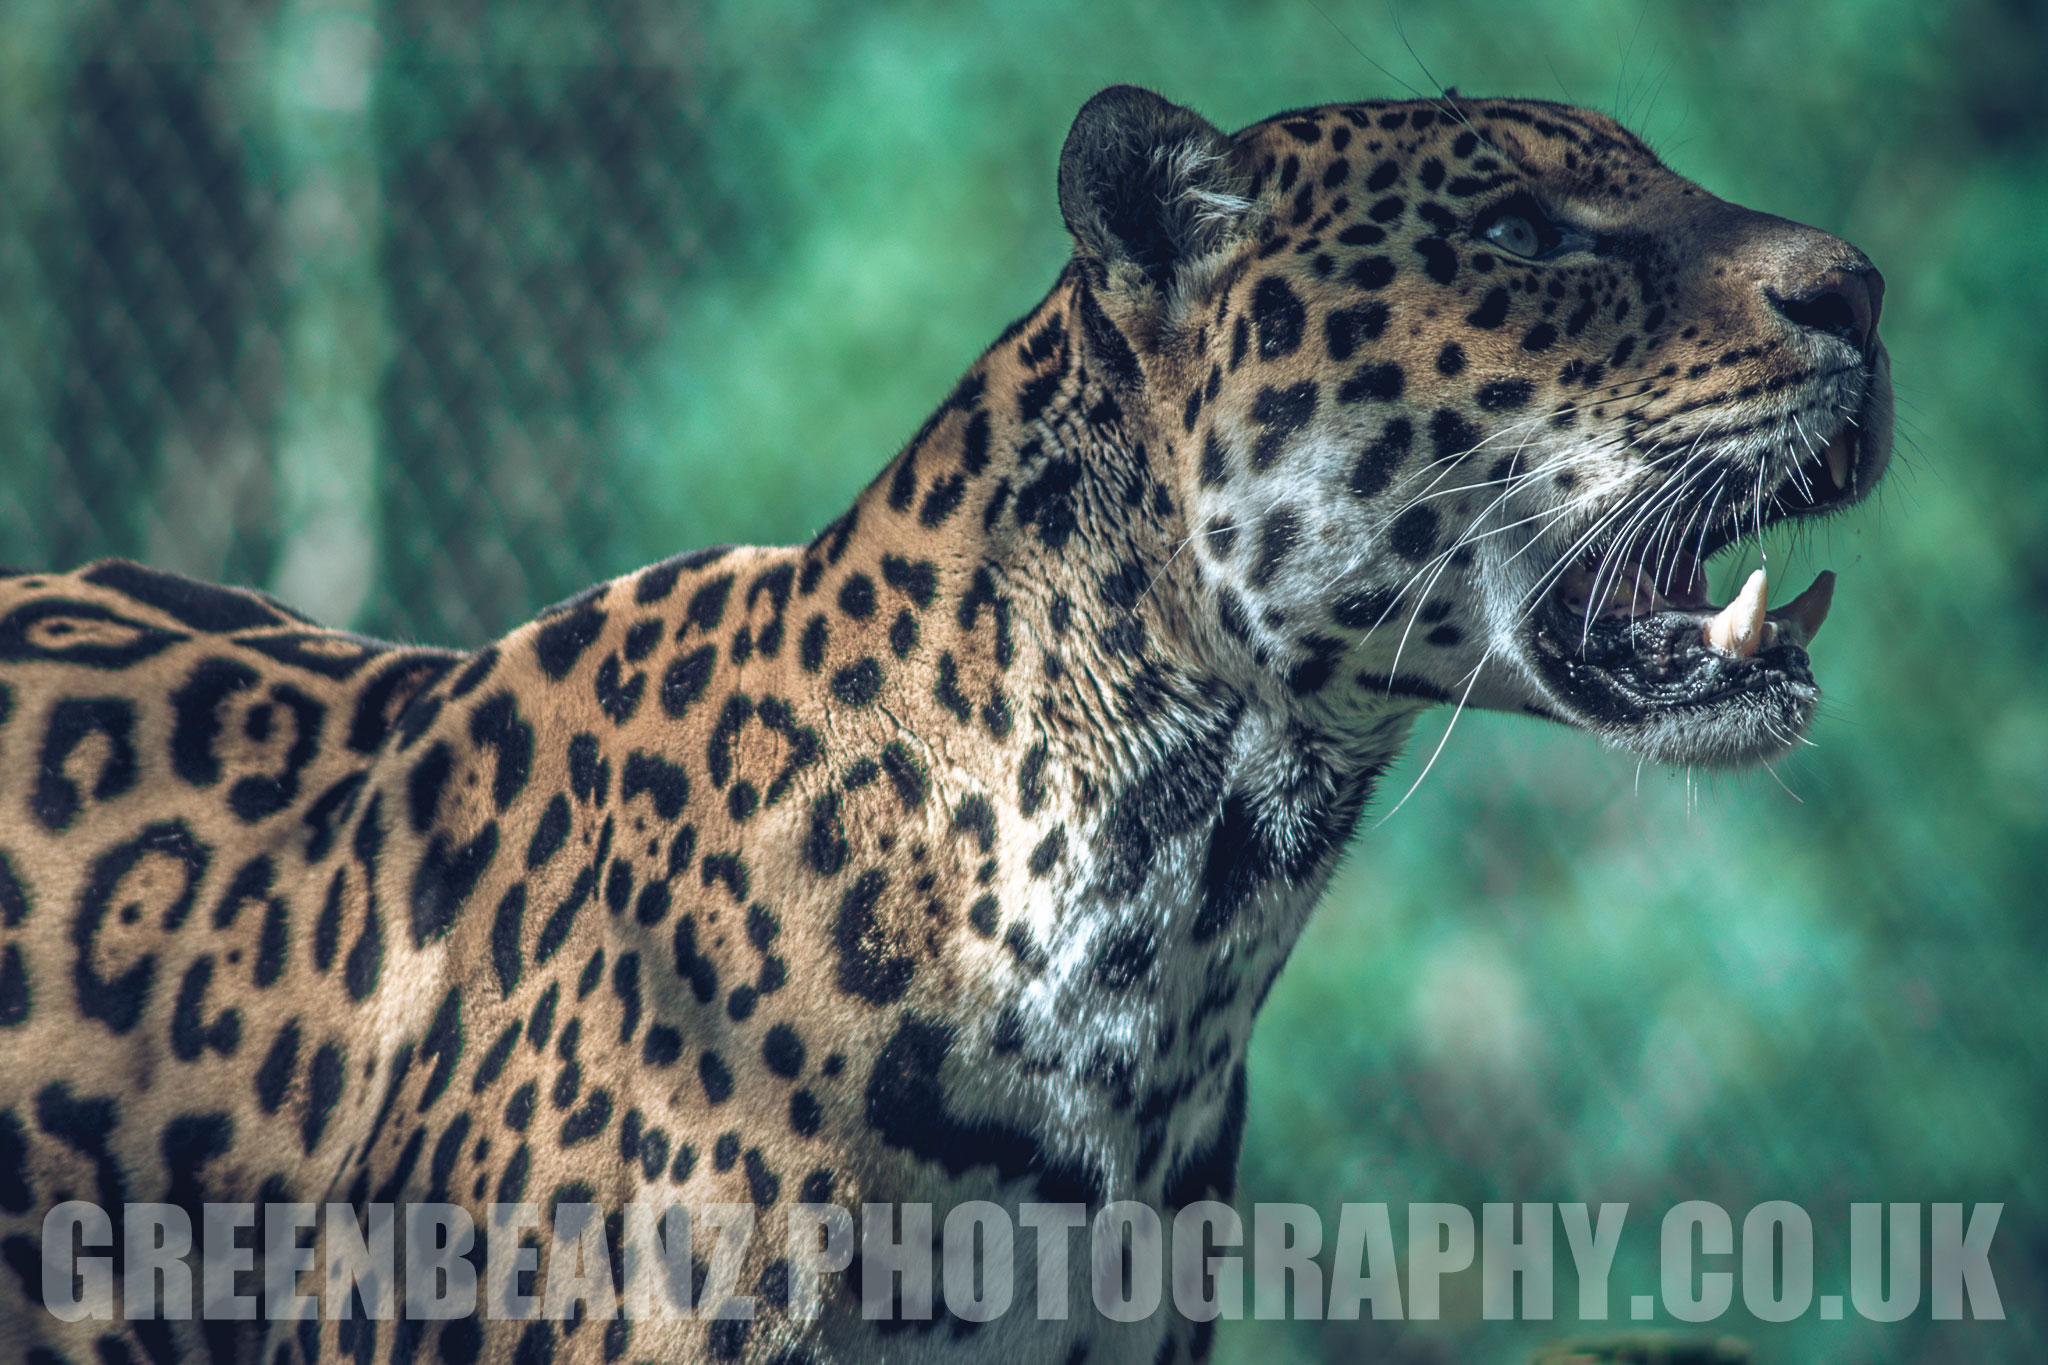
[1523, 574, 1829, 766]
[1513, 375, 1891, 768]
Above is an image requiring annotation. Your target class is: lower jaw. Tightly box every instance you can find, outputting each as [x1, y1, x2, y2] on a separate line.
[1523, 608, 1822, 766]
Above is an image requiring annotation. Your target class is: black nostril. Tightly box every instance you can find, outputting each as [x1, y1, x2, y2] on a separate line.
[1770, 267, 1882, 358]
[1778, 289, 1858, 340]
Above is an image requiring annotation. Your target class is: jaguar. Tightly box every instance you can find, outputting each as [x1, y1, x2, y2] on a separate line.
[0, 85, 1891, 1363]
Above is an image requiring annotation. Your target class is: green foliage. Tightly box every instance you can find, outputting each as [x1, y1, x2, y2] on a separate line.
[1, 0, 2042, 1358]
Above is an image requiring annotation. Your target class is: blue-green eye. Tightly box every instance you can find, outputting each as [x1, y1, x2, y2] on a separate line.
[1475, 194, 1584, 261]
[1485, 212, 1545, 257]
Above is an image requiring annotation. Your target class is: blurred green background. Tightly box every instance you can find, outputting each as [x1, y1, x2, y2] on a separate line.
[2, 0, 2042, 1360]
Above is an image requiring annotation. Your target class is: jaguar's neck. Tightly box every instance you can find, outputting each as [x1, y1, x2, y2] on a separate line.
[809, 267, 1427, 1203]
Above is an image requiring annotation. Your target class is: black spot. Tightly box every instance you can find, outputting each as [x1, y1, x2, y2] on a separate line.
[1332, 585, 1398, 630]
[569, 736, 606, 810]
[1337, 362, 1405, 404]
[888, 610, 918, 658]
[1415, 237, 1458, 285]
[643, 1026, 683, 1068]
[967, 895, 999, 937]
[1249, 510, 1302, 590]
[0, 946, 28, 1028]
[0, 852, 25, 929]
[1477, 379, 1535, 411]
[1364, 159, 1398, 191]
[561, 1089, 614, 1146]
[408, 742, 453, 834]
[228, 684, 324, 822]
[682, 575, 734, 636]
[416, 987, 464, 1110]
[1077, 281, 1144, 393]
[1436, 342, 1467, 375]
[833, 870, 912, 1006]
[1346, 255, 1395, 290]
[921, 474, 969, 527]
[636, 549, 717, 604]
[838, 575, 876, 620]
[878, 743, 928, 810]
[33, 698, 138, 831]
[763, 1024, 805, 1079]
[1348, 417, 1413, 499]
[1092, 929, 1156, 992]
[692, 1048, 734, 1105]
[169, 957, 240, 1060]
[535, 604, 606, 680]
[1198, 430, 1230, 486]
[1013, 457, 1083, 550]
[302, 1042, 346, 1153]
[1430, 408, 1481, 461]
[620, 751, 689, 821]
[701, 851, 749, 903]
[1336, 222, 1385, 246]
[634, 880, 672, 928]
[958, 408, 993, 475]
[1467, 287, 1511, 328]
[527, 794, 571, 869]
[84, 560, 281, 631]
[743, 1148, 780, 1207]
[880, 555, 938, 608]
[1323, 302, 1389, 362]
[1249, 382, 1319, 471]
[1388, 505, 1441, 562]
[934, 652, 972, 723]
[672, 915, 719, 1004]
[659, 646, 717, 717]
[535, 861, 596, 967]
[169, 657, 257, 787]
[804, 791, 848, 877]
[1028, 827, 1066, 876]
[71, 820, 209, 1034]
[864, 1016, 1102, 1205]
[1288, 635, 1347, 694]
[950, 794, 997, 854]
[1250, 277, 1306, 359]
[474, 1021, 521, 1092]
[592, 655, 645, 726]
[832, 658, 883, 706]
[410, 821, 499, 948]
[346, 654, 456, 753]
[800, 614, 828, 672]
[0, 1112, 30, 1214]
[624, 620, 662, 663]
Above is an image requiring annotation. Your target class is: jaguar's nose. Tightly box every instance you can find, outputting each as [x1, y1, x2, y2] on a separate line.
[1769, 265, 1885, 362]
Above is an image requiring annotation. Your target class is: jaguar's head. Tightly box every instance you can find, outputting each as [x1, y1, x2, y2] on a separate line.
[1059, 86, 1892, 766]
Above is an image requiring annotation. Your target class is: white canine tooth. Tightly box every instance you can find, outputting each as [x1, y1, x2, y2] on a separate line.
[1703, 567, 1768, 657]
[1775, 570, 1837, 643]
[1824, 433, 1853, 491]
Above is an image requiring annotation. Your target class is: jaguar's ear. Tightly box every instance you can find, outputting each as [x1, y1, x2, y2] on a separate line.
[1058, 86, 1256, 302]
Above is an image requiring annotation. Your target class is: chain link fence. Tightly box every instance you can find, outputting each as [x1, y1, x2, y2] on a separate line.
[1, 0, 742, 645]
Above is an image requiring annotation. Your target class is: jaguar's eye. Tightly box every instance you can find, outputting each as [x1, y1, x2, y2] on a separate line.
[1475, 194, 1581, 261]
[1484, 213, 1544, 258]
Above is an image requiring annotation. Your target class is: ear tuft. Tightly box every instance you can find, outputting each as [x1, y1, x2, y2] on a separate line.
[1058, 86, 1253, 294]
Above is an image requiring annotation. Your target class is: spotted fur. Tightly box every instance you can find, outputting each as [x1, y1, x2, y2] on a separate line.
[0, 86, 1890, 1363]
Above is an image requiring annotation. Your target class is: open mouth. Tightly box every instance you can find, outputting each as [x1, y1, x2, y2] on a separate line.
[1522, 409, 1881, 763]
